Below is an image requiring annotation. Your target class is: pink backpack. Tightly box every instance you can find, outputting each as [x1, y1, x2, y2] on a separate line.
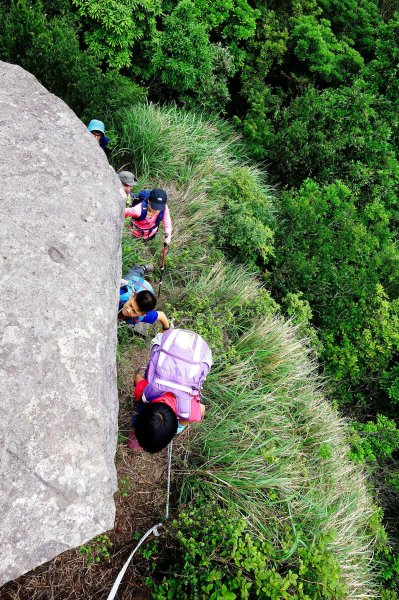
[142, 329, 213, 419]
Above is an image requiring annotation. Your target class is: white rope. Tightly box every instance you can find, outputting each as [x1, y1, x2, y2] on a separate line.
[106, 441, 173, 599]
[165, 440, 173, 520]
[106, 524, 162, 600]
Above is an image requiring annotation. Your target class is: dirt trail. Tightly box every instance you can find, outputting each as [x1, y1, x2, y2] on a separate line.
[1, 343, 170, 600]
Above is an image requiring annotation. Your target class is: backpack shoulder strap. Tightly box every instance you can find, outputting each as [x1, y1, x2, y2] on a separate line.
[129, 275, 155, 295]
[138, 199, 148, 221]
[137, 190, 151, 221]
[155, 210, 164, 227]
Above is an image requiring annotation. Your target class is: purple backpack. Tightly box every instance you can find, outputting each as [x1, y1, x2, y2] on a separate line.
[142, 329, 213, 419]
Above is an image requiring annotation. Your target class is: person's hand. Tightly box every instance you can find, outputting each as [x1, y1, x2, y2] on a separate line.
[164, 233, 171, 245]
[134, 369, 145, 386]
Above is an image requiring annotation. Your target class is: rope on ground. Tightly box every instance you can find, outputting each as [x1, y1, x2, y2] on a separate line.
[106, 440, 173, 600]
[107, 523, 162, 600]
[165, 439, 173, 520]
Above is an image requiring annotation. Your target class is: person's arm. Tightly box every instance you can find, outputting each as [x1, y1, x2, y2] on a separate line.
[179, 403, 206, 425]
[134, 372, 145, 386]
[133, 374, 148, 402]
[162, 205, 172, 244]
[124, 204, 141, 218]
[157, 311, 170, 331]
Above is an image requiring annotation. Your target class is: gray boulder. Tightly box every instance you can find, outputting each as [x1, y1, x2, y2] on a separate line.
[0, 62, 124, 585]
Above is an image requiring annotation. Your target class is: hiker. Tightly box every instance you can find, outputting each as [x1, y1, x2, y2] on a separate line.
[129, 329, 212, 453]
[119, 264, 170, 331]
[87, 119, 109, 153]
[124, 188, 172, 245]
[118, 171, 138, 208]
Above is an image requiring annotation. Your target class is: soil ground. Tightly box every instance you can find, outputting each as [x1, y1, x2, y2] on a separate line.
[1, 339, 176, 600]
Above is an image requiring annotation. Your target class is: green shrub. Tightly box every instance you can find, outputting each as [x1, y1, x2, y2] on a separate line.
[349, 415, 399, 463]
[290, 14, 363, 83]
[272, 178, 399, 406]
[266, 81, 397, 188]
[213, 167, 275, 269]
[72, 0, 160, 69]
[318, 0, 380, 54]
[149, 495, 346, 600]
[78, 534, 112, 566]
[381, 366, 399, 406]
[281, 292, 323, 356]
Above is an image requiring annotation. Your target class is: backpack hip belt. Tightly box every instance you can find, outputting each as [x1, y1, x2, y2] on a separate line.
[131, 222, 156, 236]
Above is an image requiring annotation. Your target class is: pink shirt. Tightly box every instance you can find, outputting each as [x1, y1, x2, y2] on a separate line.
[124, 204, 172, 239]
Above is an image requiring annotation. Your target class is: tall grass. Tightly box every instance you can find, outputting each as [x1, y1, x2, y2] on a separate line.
[187, 316, 377, 596]
[112, 103, 245, 184]
[116, 104, 380, 598]
[112, 103, 274, 249]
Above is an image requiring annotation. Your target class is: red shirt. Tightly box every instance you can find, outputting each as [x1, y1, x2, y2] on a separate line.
[134, 379, 202, 422]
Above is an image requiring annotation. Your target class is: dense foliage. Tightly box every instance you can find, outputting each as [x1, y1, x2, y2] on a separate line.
[0, 0, 145, 120]
[147, 495, 347, 599]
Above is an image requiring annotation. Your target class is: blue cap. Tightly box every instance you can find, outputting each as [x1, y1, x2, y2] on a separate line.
[87, 119, 105, 134]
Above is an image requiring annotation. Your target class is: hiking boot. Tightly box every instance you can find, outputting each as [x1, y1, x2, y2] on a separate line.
[142, 264, 154, 273]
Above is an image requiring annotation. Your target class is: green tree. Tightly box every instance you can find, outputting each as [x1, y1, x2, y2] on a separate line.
[366, 14, 399, 152]
[0, 0, 145, 120]
[264, 81, 399, 201]
[318, 0, 380, 54]
[214, 167, 275, 268]
[273, 179, 399, 406]
[191, 0, 259, 65]
[71, 0, 161, 69]
[349, 415, 399, 463]
[150, 0, 235, 112]
[289, 14, 363, 83]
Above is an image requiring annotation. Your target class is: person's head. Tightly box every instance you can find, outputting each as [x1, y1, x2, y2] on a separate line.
[134, 403, 178, 453]
[118, 171, 137, 195]
[148, 188, 168, 214]
[87, 119, 105, 144]
[121, 290, 156, 319]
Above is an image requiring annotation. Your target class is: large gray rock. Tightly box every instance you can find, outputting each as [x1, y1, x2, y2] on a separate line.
[0, 62, 124, 585]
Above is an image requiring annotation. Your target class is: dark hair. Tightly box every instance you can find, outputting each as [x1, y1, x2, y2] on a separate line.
[134, 403, 178, 453]
[135, 290, 156, 313]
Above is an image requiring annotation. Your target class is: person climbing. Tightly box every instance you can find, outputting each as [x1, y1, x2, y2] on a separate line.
[124, 188, 172, 245]
[129, 329, 212, 453]
[118, 171, 138, 207]
[119, 264, 169, 331]
[87, 119, 109, 153]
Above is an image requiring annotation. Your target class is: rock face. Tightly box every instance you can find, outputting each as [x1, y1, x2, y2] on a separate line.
[0, 62, 124, 586]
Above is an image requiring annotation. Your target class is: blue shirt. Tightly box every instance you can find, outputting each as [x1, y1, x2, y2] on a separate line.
[119, 276, 157, 326]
